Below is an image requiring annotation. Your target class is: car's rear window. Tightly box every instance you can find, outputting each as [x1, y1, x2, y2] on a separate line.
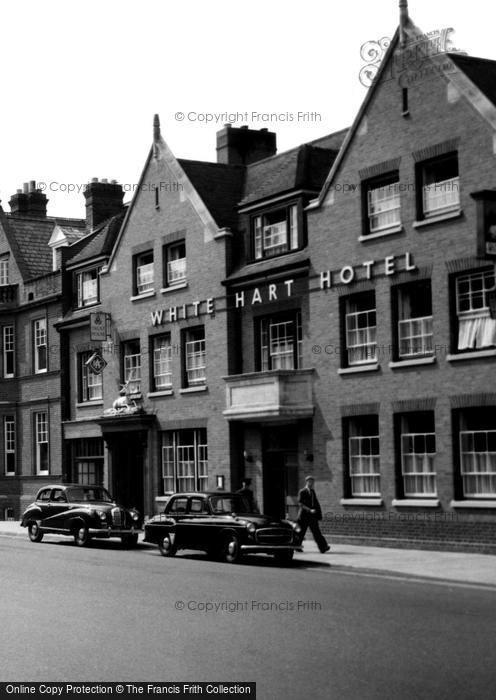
[67, 487, 113, 503]
[209, 495, 250, 514]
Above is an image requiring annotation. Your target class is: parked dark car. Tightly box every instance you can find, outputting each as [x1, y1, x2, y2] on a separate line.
[21, 484, 142, 547]
[144, 491, 302, 564]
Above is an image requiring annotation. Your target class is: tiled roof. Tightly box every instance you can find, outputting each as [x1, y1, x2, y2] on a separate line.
[66, 211, 126, 266]
[178, 159, 245, 230]
[3, 214, 85, 280]
[448, 53, 496, 106]
[240, 141, 344, 206]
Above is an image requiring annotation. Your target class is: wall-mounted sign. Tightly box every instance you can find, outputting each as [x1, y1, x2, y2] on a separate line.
[150, 252, 417, 326]
[90, 312, 111, 341]
[85, 351, 107, 375]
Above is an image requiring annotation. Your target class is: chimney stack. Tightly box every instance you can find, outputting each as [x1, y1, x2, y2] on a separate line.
[84, 179, 124, 231]
[399, 0, 409, 47]
[216, 125, 277, 165]
[9, 181, 48, 217]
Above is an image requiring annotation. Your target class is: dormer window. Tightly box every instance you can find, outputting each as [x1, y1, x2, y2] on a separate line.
[252, 203, 299, 260]
[75, 267, 101, 308]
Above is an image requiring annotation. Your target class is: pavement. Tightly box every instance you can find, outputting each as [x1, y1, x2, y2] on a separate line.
[2, 519, 495, 587]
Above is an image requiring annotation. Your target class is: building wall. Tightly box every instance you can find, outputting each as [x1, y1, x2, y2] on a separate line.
[306, 56, 496, 548]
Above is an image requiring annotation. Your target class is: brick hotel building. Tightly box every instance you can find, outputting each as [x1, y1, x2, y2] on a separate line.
[1, 5, 496, 551]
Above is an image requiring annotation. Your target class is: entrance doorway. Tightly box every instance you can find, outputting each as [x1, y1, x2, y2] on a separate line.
[262, 425, 300, 519]
[109, 436, 144, 513]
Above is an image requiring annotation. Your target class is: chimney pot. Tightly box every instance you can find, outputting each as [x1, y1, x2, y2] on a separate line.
[23, 183, 29, 194]
[29, 180, 36, 192]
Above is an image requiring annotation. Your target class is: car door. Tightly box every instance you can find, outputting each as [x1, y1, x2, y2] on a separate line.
[35, 488, 52, 522]
[47, 488, 71, 529]
[166, 496, 189, 547]
[182, 496, 209, 549]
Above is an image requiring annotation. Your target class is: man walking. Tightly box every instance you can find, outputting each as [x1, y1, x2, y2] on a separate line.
[236, 478, 259, 513]
[297, 475, 330, 553]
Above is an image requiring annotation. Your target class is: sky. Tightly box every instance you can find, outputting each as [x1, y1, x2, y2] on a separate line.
[0, 0, 494, 218]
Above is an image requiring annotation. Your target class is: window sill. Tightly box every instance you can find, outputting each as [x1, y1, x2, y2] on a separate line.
[160, 283, 188, 294]
[340, 498, 383, 506]
[75, 301, 101, 311]
[5, 473, 15, 477]
[446, 349, 496, 362]
[147, 390, 174, 398]
[392, 499, 440, 507]
[76, 401, 104, 408]
[338, 363, 380, 375]
[34, 369, 48, 375]
[413, 209, 462, 229]
[358, 225, 404, 242]
[389, 356, 436, 368]
[450, 500, 496, 509]
[179, 386, 208, 394]
[130, 291, 156, 302]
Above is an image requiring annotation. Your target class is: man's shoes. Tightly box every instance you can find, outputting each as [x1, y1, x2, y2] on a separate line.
[321, 545, 331, 553]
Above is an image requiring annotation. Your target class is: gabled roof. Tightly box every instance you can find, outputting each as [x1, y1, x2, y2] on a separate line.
[312, 18, 496, 209]
[65, 211, 126, 267]
[448, 53, 496, 106]
[1, 213, 85, 280]
[178, 159, 245, 230]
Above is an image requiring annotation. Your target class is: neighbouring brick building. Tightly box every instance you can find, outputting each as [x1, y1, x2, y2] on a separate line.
[0, 183, 87, 517]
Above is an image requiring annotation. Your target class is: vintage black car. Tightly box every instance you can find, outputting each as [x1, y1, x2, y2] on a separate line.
[21, 484, 142, 547]
[144, 491, 302, 564]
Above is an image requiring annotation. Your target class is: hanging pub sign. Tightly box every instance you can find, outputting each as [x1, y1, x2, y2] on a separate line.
[85, 350, 107, 375]
[90, 312, 110, 341]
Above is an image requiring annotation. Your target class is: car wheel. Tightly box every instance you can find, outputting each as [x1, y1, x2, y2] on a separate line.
[121, 534, 139, 548]
[223, 533, 242, 564]
[158, 534, 176, 557]
[74, 525, 91, 547]
[28, 521, 43, 543]
[273, 549, 294, 564]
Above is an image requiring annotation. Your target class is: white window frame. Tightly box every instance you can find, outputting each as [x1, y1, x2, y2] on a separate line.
[398, 316, 433, 358]
[346, 309, 377, 365]
[4, 416, 15, 476]
[153, 336, 172, 390]
[76, 268, 100, 307]
[33, 319, 47, 374]
[421, 155, 460, 218]
[0, 258, 8, 286]
[349, 434, 381, 497]
[260, 312, 302, 372]
[135, 252, 154, 295]
[35, 412, 49, 475]
[401, 432, 437, 497]
[3, 325, 15, 378]
[80, 353, 103, 402]
[166, 242, 186, 286]
[184, 329, 206, 387]
[123, 343, 141, 394]
[456, 270, 496, 351]
[368, 181, 401, 233]
[161, 429, 208, 494]
[253, 204, 299, 260]
[460, 430, 496, 498]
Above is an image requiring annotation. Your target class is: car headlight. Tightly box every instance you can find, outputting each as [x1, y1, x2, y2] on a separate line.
[291, 522, 302, 534]
[96, 510, 107, 521]
[246, 522, 256, 534]
[130, 511, 140, 521]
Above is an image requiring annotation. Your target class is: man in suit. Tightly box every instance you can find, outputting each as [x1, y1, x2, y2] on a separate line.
[236, 478, 259, 513]
[297, 475, 330, 553]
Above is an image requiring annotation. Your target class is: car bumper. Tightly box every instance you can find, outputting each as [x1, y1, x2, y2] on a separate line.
[88, 528, 142, 538]
[240, 545, 303, 553]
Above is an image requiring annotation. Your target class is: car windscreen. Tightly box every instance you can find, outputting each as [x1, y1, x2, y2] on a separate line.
[66, 487, 113, 503]
[209, 495, 251, 514]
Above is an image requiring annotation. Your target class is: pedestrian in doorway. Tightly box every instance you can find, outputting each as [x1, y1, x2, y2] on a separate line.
[236, 478, 259, 513]
[297, 476, 330, 553]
